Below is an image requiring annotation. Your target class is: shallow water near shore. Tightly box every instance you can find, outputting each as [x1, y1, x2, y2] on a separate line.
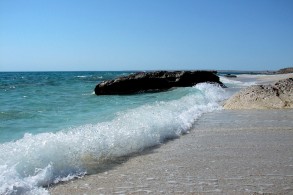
[1, 71, 240, 194]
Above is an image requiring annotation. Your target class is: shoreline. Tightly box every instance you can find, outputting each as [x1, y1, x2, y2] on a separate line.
[49, 73, 293, 194]
[49, 109, 293, 194]
[230, 72, 293, 85]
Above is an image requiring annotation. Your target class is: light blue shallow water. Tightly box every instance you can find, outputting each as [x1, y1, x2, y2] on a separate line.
[0, 71, 235, 194]
[0, 71, 141, 143]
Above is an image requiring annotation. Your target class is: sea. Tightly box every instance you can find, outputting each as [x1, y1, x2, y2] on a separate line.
[0, 71, 255, 194]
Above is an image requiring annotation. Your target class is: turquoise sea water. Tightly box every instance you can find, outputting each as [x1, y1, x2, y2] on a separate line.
[0, 71, 242, 194]
[0, 71, 133, 143]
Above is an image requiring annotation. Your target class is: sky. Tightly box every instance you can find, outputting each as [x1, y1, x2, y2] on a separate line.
[0, 0, 292, 71]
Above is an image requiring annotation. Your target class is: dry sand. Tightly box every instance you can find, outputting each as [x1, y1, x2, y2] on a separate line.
[49, 74, 293, 194]
[232, 73, 293, 85]
[49, 109, 293, 194]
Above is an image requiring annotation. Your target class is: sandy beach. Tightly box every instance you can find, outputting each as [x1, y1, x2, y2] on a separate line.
[231, 73, 293, 85]
[49, 74, 293, 194]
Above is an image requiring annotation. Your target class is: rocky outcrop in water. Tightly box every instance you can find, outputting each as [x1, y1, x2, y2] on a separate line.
[95, 71, 224, 95]
[224, 78, 293, 109]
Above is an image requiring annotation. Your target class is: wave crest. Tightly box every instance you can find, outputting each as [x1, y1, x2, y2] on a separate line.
[0, 83, 227, 194]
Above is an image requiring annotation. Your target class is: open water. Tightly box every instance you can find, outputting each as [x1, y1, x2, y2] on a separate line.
[0, 71, 250, 194]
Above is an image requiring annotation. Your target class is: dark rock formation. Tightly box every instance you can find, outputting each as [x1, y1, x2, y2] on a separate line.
[95, 71, 224, 95]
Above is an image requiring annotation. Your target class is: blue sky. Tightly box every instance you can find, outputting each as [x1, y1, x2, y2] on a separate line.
[0, 0, 292, 71]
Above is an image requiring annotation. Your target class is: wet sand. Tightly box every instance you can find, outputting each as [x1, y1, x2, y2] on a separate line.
[49, 109, 293, 194]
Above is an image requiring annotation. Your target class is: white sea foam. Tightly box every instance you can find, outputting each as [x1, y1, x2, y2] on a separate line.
[220, 76, 256, 87]
[0, 83, 227, 194]
[76, 75, 103, 79]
